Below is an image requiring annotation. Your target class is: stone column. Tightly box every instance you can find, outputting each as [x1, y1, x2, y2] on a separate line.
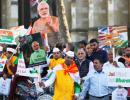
[89, 0, 108, 27]
[108, 0, 128, 26]
[88, 0, 108, 41]
[1, 0, 11, 28]
[71, 0, 89, 30]
[71, 0, 89, 42]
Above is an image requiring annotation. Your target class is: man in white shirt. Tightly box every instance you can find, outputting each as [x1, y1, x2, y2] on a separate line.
[103, 50, 125, 70]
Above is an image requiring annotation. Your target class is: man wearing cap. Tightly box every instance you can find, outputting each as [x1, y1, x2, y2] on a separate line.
[49, 47, 64, 69]
[4, 47, 17, 76]
[39, 51, 81, 100]
[30, 41, 46, 64]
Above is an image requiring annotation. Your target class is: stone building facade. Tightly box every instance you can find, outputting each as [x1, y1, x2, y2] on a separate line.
[0, 0, 130, 43]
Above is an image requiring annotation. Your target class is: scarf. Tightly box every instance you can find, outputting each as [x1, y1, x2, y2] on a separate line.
[62, 62, 78, 75]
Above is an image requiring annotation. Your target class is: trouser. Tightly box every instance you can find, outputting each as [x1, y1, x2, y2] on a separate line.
[89, 95, 110, 100]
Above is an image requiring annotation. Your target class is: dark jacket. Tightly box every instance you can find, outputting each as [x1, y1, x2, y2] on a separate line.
[89, 49, 108, 63]
[75, 59, 90, 78]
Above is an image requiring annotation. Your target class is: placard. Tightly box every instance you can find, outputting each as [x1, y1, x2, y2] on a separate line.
[107, 68, 130, 87]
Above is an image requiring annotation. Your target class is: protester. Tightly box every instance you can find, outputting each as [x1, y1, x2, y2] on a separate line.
[75, 48, 94, 78]
[86, 44, 93, 61]
[29, 41, 46, 64]
[89, 38, 108, 63]
[79, 58, 110, 100]
[122, 46, 130, 67]
[39, 51, 80, 100]
[2, 47, 18, 100]
[103, 50, 125, 69]
[49, 47, 64, 69]
[79, 40, 87, 51]
[4, 47, 17, 76]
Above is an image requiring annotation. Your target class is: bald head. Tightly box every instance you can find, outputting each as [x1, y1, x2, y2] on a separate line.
[32, 41, 40, 51]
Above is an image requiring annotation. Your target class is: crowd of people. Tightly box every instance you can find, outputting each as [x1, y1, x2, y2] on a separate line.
[0, 38, 129, 100]
[0, 1, 129, 100]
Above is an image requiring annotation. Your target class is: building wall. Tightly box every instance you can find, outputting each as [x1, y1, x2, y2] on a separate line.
[64, 0, 130, 42]
[1, 0, 18, 28]
[0, 0, 130, 42]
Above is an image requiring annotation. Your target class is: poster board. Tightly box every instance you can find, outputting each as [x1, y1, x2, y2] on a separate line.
[0, 78, 11, 96]
[107, 68, 130, 87]
[98, 26, 128, 49]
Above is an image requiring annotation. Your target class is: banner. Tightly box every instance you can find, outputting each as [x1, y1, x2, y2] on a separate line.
[98, 26, 128, 49]
[107, 68, 130, 87]
[0, 78, 11, 96]
[0, 29, 27, 45]
[16, 53, 27, 76]
[0, 29, 16, 44]
[16, 53, 40, 77]
[0, 59, 7, 72]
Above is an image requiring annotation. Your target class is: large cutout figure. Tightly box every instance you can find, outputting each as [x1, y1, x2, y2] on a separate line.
[32, 1, 59, 48]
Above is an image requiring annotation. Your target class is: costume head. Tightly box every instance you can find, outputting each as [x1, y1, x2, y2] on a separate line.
[37, 1, 49, 18]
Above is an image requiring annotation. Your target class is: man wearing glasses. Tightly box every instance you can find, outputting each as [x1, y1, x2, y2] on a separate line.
[75, 48, 94, 78]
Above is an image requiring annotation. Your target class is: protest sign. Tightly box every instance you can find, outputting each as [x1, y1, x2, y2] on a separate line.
[0, 78, 11, 96]
[0, 59, 7, 72]
[107, 68, 130, 87]
[16, 53, 27, 76]
[112, 88, 128, 100]
[16, 53, 40, 77]
[0, 29, 27, 45]
[19, 33, 47, 67]
[98, 26, 128, 49]
[0, 29, 16, 44]
[26, 66, 40, 77]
